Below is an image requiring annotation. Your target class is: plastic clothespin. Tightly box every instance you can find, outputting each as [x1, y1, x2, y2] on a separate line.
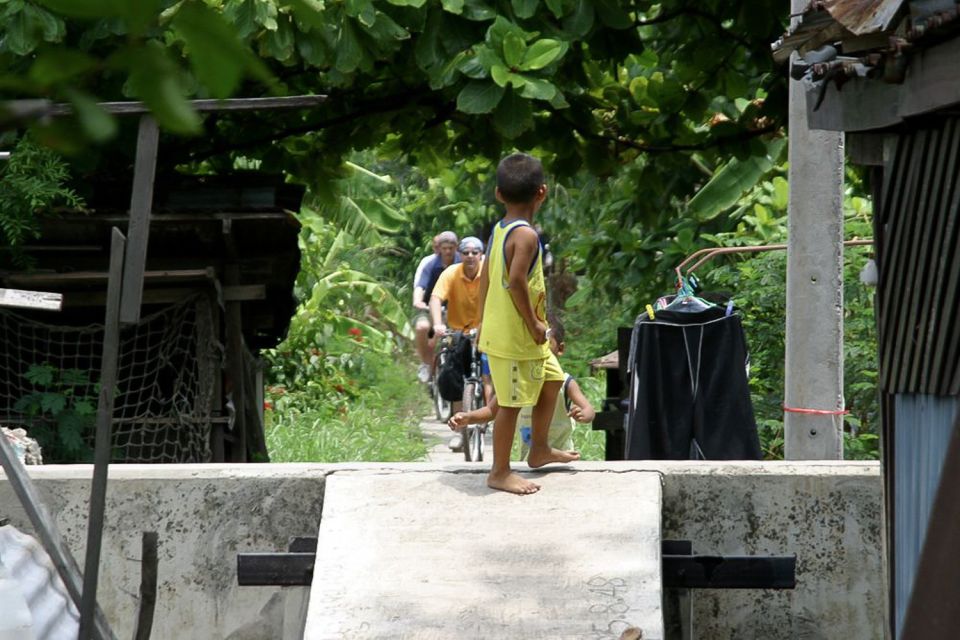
[725, 299, 735, 317]
[646, 304, 655, 320]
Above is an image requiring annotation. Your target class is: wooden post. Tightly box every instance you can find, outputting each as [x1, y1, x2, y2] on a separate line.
[120, 115, 159, 325]
[78, 228, 126, 640]
[132, 531, 159, 640]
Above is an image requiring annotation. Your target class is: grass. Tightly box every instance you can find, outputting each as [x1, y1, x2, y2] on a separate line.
[266, 353, 429, 463]
[266, 346, 612, 463]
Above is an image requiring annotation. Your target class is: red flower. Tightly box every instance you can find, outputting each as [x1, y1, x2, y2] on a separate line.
[263, 400, 274, 411]
[348, 327, 362, 337]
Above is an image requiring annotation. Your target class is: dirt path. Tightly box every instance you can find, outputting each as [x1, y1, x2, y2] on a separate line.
[419, 412, 493, 464]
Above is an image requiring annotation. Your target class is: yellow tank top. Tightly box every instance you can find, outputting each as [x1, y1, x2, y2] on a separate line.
[479, 219, 550, 360]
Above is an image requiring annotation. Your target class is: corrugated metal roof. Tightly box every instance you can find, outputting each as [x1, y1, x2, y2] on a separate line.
[820, 0, 907, 34]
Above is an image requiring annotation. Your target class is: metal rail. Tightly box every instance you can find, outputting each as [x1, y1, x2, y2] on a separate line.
[675, 239, 874, 286]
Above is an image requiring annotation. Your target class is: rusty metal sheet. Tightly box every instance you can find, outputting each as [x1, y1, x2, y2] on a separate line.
[821, 0, 906, 34]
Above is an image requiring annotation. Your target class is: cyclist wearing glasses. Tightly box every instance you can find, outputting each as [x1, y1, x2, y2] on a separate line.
[430, 236, 485, 450]
[429, 236, 484, 338]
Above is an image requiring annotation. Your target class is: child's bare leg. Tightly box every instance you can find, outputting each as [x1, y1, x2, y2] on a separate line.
[487, 405, 540, 495]
[527, 379, 580, 468]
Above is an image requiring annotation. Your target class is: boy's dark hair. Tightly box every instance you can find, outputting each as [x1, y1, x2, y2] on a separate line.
[496, 153, 545, 203]
[547, 312, 565, 343]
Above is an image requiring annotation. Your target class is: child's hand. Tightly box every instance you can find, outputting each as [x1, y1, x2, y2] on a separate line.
[448, 412, 468, 431]
[531, 320, 548, 344]
[568, 405, 595, 423]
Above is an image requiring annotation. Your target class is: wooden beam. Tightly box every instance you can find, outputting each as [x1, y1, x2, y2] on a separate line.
[662, 555, 797, 590]
[4, 268, 215, 287]
[0, 288, 62, 311]
[50, 95, 327, 116]
[120, 115, 159, 325]
[92, 212, 297, 224]
[236, 553, 315, 587]
[63, 285, 265, 307]
[79, 226, 126, 640]
[808, 36, 960, 132]
[132, 532, 159, 640]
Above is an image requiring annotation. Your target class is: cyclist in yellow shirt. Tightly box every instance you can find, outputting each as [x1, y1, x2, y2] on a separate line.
[430, 236, 484, 450]
[429, 236, 484, 336]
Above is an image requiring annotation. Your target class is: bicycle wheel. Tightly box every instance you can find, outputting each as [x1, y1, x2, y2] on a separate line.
[467, 422, 483, 462]
[462, 381, 483, 461]
[433, 352, 452, 422]
[435, 391, 451, 423]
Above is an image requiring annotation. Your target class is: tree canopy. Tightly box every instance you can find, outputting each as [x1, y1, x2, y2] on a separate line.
[2, 0, 787, 188]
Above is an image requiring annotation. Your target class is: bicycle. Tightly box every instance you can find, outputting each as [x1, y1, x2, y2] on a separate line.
[458, 330, 488, 462]
[430, 346, 453, 423]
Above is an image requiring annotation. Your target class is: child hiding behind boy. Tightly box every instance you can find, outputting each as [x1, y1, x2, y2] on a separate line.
[449, 316, 595, 459]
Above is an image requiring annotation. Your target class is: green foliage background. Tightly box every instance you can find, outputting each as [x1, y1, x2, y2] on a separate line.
[1, 1, 879, 462]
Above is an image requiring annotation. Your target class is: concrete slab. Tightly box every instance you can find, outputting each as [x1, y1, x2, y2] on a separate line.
[305, 468, 663, 640]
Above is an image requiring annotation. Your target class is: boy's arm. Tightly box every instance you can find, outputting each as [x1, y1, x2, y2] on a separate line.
[448, 395, 499, 429]
[505, 226, 547, 344]
[565, 378, 596, 423]
[476, 256, 490, 343]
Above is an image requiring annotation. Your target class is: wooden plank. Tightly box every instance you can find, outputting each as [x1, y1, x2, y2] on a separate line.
[48, 95, 328, 116]
[133, 531, 159, 640]
[0, 287, 62, 311]
[237, 553, 315, 587]
[79, 227, 126, 640]
[662, 555, 797, 590]
[5, 268, 215, 287]
[95, 211, 297, 223]
[120, 115, 160, 325]
[63, 285, 265, 307]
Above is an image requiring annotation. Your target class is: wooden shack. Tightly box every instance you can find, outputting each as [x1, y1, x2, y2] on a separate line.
[0, 173, 303, 463]
[775, 3, 960, 636]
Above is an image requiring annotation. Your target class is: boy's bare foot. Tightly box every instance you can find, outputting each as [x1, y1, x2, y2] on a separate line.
[527, 446, 580, 468]
[487, 470, 540, 495]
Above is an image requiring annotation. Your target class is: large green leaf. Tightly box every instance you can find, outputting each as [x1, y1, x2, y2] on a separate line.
[282, 0, 327, 29]
[28, 48, 97, 86]
[519, 76, 556, 101]
[503, 33, 525, 68]
[562, 0, 593, 36]
[223, 0, 259, 38]
[64, 88, 116, 142]
[493, 88, 532, 138]
[335, 16, 363, 72]
[519, 38, 566, 70]
[456, 80, 505, 114]
[174, 3, 273, 98]
[511, 0, 538, 19]
[686, 138, 787, 221]
[118, 42, 201, 134]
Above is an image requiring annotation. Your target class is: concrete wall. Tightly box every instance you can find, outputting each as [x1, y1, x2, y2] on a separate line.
[0, 461, 882, 639]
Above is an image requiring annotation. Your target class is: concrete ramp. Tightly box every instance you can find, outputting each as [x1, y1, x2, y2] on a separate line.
[304, 468, 664, 639]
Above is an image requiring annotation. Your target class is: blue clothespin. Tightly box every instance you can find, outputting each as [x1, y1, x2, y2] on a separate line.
[725, 299, 734, 317]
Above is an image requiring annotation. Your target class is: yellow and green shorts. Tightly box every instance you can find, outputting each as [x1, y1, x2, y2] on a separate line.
[486, 351, 564, 408]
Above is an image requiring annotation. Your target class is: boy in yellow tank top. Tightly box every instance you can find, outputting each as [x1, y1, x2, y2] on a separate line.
[477, 153, 580, 495]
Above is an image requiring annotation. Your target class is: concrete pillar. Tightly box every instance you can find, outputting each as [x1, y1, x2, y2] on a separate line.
[784, 0, 846, 460]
